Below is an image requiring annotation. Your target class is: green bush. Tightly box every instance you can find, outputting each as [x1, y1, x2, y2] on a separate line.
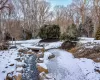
[38, 25, 60, 39]
[60, 24, 78, 41]
[95, 26, 100, 40]
[60, 32, 67, 40]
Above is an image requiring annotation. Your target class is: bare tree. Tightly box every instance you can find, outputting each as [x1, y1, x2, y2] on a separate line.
[38, 0, 50, 28]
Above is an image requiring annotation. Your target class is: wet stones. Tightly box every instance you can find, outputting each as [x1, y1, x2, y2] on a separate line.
[2, 71, 6, 73]
[48, 54, 55, 60]
[9, 64, 14, 66]
[15, 58, 22, 62]
[6, 72, 13, 80]
[18, 49, 28, 54]
[22, 55, 39, 80]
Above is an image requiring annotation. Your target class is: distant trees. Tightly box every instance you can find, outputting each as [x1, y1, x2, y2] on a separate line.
[0, 0, 99, 41]
[0, 0, 12, 11]
[78, 16, 94, 37]
[19, 0, 51, 38]
[0, 0, 13, 41]
[84, 16, 94, 37]
[53, 5, 75, 33]
[94, 0, 100, 40]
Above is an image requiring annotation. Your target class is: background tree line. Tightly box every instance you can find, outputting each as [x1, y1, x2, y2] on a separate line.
[0, 0, 100, 41]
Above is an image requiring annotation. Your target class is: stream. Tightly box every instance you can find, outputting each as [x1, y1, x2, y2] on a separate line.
[22, 54, 39, 80]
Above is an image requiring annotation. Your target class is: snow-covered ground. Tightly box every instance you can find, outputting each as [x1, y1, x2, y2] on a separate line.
[44, 49, 100, 80]
[76, 58, 100, 80]
[79, 37, 100, 44]
[0, 39, 41, 80]
[0, 49, 18, 80]
[0, 38, 100, 80]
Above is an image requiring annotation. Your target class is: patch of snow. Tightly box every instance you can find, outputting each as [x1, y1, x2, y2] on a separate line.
[44, 49, 100, 80]
[21, 41, 63, 50]
[79, 37, 94, 41]
[44, 42, 63, 50]
[44, 49, 86, 80]
[37, 63, 47, 69]
[75, 58, 100, 80]
[0, 49, 18, 80]
[39, 58, 44, 61]
[16, 62, 25, 66]
[27, 46, 43, 50]
[16, 67, 23, 72]
[9, 39, 41, 44]
[94, 40, 100, 44]
[44, 52, 52, 64]
[85, 45, 94, 48]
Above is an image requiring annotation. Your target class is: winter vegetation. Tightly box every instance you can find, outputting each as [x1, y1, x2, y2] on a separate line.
[0, 0, 100, 80]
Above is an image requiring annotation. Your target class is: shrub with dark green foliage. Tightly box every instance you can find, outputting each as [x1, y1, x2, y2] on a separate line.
[60, 24, 78, 41]
[39, 25, 60, 39]
[60, 32, 67, 40]
[95, 27, 100, 40]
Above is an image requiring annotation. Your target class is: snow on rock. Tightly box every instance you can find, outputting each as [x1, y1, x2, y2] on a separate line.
[39, 72, 55, 80]
[37, 63, 48, 73]
[44, 42, 63, 50]
[16, 67, 23, 73]
[16, 62, 26, 68]
[37, 63, 47, 70]
[94, 40, 100, 44]
[9, 39, 41, 44]
[10, 39, 41, 49]
[44, 49, 100, 80]
[21, 41, 63, 50]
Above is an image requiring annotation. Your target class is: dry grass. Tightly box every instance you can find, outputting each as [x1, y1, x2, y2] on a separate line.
[68, 47, 79, 54]
[68, 46, 100, 62]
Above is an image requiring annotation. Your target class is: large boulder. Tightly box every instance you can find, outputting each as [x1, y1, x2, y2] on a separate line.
[18, 48, 28, 54]
[61, 41, 76, 50]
